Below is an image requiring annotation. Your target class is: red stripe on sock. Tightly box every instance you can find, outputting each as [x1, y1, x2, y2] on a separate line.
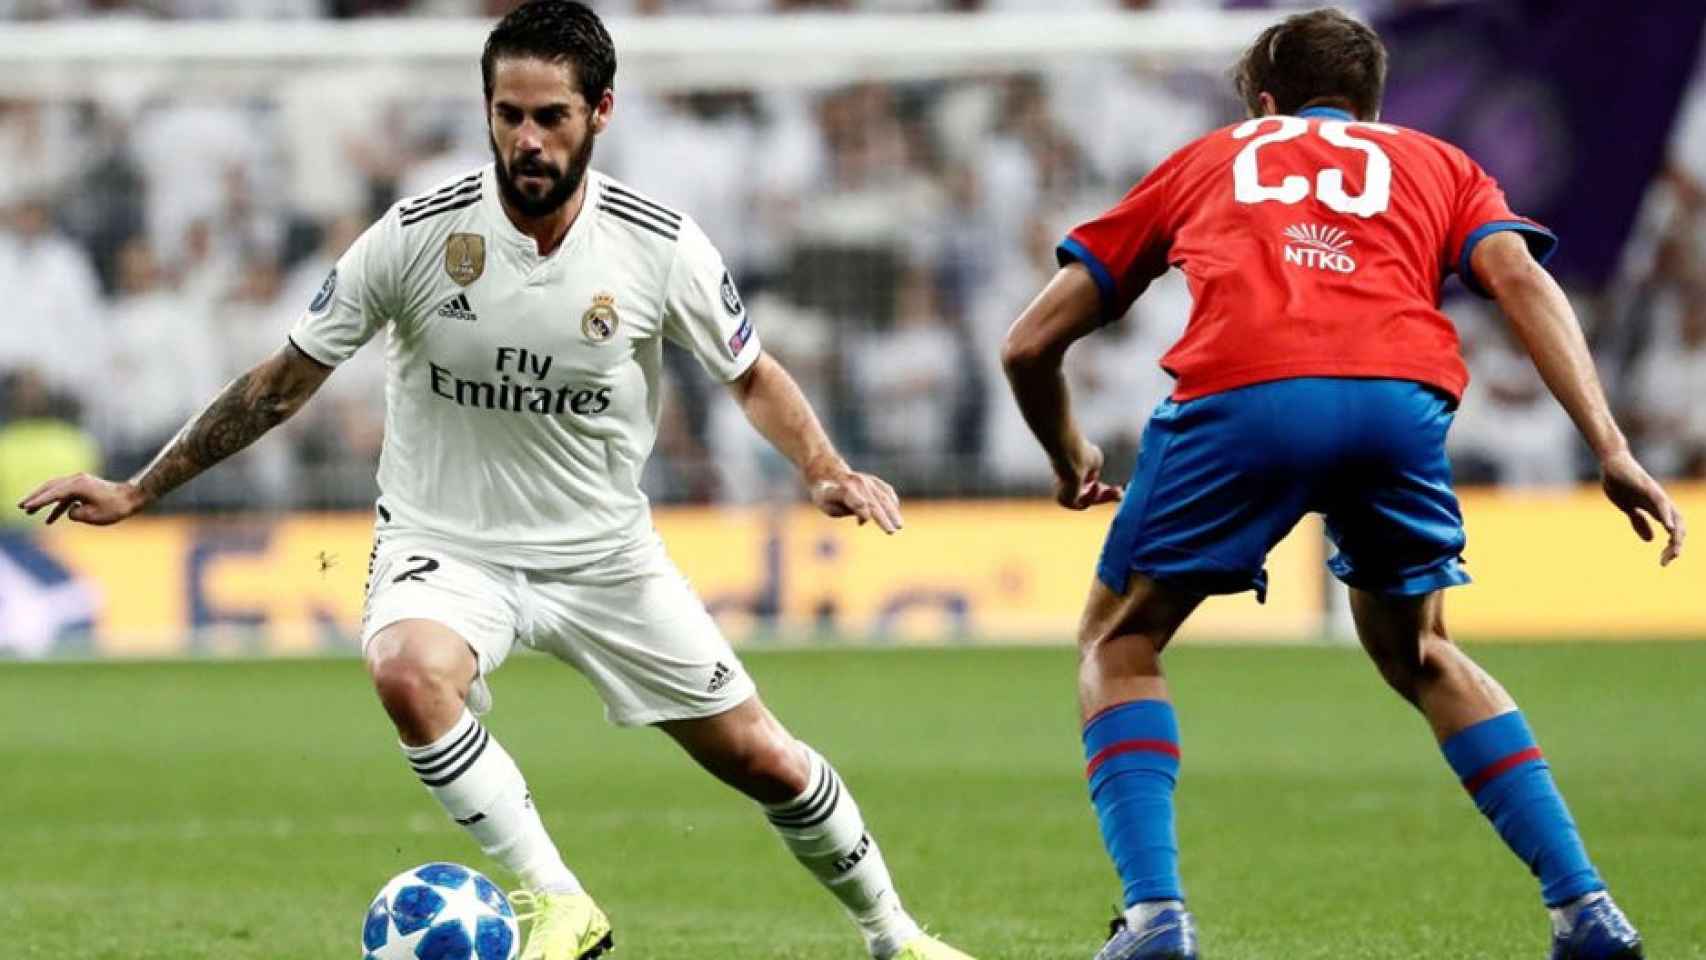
[1461, 746, 1543, 795]
[1086, 739, 1181, 778]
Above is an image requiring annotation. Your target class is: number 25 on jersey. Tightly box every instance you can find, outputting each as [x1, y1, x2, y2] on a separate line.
[1232, 117, 1399, 218]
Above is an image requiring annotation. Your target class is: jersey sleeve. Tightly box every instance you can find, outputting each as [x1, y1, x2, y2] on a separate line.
[288, 212, 398, 366]
[1447, 157, 1558, 298]
[663, 218, 761, 382]
[1057, 144, 1187, 323]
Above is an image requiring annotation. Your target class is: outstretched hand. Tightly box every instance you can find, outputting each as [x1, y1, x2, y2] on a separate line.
[808, 465, 903, 534]
[1054, 440, 1123, 511]
[17, 473, 146, 527]
[1600, 450, 1684, 566]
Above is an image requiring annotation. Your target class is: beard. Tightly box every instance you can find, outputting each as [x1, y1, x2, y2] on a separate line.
[490, 130, 596, 219]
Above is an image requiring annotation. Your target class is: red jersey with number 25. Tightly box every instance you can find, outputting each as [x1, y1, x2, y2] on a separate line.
[1058, 106, 1555, 403]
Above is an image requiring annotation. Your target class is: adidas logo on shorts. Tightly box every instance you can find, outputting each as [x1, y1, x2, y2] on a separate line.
[708, 661, 733, 693]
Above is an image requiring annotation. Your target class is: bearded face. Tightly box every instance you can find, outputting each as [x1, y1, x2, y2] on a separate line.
[490, 125, 594, 219]
[486, 56, 606, 220]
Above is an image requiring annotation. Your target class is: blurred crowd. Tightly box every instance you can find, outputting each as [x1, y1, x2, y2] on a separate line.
[0, 0, 1431, 21]
[1, 7, 1704, 515]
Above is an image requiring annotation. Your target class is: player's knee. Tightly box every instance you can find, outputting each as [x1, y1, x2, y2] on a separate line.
[1373, 627, 1457, 701]
[1371, 656, 1422, 704]
[366, 642, 468, 721]
[1413, 628, 1467, 687]
[1077, 623, 1165, 678]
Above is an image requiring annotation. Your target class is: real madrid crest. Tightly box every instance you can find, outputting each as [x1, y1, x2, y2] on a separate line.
[444, 233, 486, 287]
[582, 292, 620, 343]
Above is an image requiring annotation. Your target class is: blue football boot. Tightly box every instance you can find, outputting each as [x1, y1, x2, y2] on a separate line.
[1093, 905, 1198, 960]
[1550, 896, 1642, 960]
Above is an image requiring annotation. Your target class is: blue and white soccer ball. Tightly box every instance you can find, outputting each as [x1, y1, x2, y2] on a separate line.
[362, 862, 519, 960]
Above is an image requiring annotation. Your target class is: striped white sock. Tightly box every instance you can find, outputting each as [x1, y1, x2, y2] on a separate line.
[402, 709, 581, 894]
[765, 744, 922, 959]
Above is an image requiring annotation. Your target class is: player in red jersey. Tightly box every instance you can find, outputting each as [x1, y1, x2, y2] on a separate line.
[1001, 10, 1683, 960]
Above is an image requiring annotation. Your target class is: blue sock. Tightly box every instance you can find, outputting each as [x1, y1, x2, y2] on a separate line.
[1441, 711, 1603, 906]
[1083, 699, 1182, 906]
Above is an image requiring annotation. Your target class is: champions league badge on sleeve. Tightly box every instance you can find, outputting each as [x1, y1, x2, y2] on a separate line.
[719, 269, 743, 316]
[582, 292, 620, 343]
[309, 268, 337, 317]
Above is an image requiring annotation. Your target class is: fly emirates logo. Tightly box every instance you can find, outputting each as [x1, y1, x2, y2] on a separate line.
[1282, 223, 1357, 274]
[429, 346, 612, 417]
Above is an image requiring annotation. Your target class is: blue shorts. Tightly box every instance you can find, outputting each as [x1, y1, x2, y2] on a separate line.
[1097, 377, 1471, 600]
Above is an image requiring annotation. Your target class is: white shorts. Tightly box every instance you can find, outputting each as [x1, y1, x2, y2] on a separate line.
[361, 527, 756, 727]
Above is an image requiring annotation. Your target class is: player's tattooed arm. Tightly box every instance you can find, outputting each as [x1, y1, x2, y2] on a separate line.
[728, 351, 902, 533]
[1003, 264, 1123, 510]
[17, 342, 332, 526]
[134, 342, 332, 504]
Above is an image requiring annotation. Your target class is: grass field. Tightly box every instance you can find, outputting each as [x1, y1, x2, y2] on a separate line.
[4, 641, 1704, 959]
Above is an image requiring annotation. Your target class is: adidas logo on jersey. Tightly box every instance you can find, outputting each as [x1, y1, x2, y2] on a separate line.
[436, 293, 478, 322]
[708, 661, 734, 693]
[1282, 223, 1357, 274]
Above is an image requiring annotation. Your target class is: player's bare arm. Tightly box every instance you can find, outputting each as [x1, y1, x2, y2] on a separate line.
[1472, 230, 1686, 565]
[17, 340, 331, 526]
[727, 350, 902, 533]
[1001, 262, 1123, 510]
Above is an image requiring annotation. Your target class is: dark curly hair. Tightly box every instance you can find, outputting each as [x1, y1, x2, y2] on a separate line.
[481, 0, 616, 105]
[1233, 8, 1387, 121]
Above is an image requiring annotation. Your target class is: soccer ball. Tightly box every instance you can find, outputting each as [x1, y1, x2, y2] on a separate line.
[362, 862, 519, 960]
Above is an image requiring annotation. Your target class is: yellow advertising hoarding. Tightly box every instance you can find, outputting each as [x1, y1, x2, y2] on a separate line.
[652, 500, 1324, 642]
[1450, 486, 1703, 636]
[10, 486, 1702, 657]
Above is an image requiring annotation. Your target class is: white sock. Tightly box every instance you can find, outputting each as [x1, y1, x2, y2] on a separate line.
[1549, 890, 1608, 935]
[402, 709, 582, 895]
[764, 744, 922, 959]
[1124, 899, 1186, 930]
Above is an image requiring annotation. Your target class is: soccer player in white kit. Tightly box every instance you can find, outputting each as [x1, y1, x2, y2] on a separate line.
[18, 4, 978, 959]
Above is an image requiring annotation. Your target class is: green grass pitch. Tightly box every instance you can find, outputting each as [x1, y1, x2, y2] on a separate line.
[4, 641, 1704, 959]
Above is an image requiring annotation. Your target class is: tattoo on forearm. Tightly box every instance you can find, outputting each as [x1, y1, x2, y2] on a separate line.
[132, 369, 298, 501]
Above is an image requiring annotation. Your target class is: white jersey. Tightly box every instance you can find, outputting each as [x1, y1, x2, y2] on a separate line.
[290, 165, 761, 567]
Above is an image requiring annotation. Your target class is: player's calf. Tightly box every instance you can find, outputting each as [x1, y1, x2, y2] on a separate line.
[1442, 712, 1606, 907]
[1369, 629, 1520, 737]
[1350, 590, 1515, 738]
[664, 700, 810, 803]
[1083, 699, 1187, 949]
[661, 700, 965, 959]
[1351, 590, 1635, 949]
[761, 743, 930, 959]
[369, 620, 584, 899]
[1075, 576, 1196, 955]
